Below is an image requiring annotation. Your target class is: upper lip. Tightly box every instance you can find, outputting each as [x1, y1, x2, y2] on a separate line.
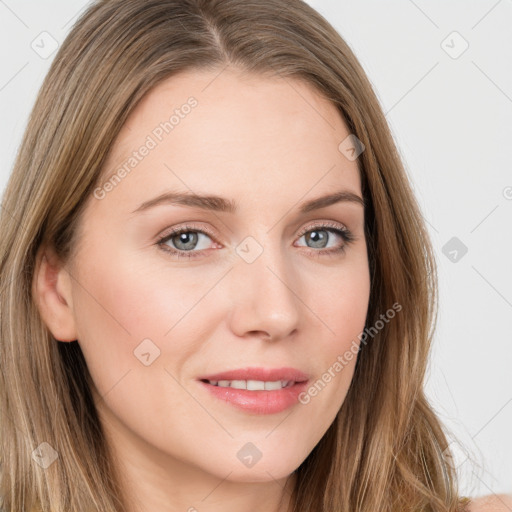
[198, 367, 310, 383]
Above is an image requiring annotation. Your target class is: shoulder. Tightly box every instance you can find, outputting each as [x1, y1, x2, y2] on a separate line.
[466, 494, 512, 512]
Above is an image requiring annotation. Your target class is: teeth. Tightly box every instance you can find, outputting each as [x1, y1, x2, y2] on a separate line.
[207, 379, 293, 390]
[264, 380, 287, 391]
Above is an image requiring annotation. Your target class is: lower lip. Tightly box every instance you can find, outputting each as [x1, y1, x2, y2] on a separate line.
[198, 380, 309, 414]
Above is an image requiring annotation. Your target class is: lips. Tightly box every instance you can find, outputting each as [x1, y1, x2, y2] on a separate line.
[197, 367, 310, 414]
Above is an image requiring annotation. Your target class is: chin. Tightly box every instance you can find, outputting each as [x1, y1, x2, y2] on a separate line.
[209, 453, 303, 483]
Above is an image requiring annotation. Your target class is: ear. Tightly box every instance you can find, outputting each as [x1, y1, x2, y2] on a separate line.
[33, 244, 78, 342]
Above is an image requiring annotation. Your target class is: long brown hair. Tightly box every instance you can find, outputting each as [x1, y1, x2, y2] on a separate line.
[0, 0, 470, 510]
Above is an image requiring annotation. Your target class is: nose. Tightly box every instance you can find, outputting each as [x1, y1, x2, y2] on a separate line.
[227, 240, 302, 342]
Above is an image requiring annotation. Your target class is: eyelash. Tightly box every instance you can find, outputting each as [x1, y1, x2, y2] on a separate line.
[156, 221, 356, 260]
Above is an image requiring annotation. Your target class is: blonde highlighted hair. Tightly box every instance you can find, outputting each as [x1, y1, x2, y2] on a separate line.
[0, 0, 469, 510]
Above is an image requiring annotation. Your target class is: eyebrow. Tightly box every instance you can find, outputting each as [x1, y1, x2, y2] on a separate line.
[130, 189, 365, 215]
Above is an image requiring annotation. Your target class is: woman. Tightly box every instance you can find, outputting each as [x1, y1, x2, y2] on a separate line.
[0, 0, 507, 510]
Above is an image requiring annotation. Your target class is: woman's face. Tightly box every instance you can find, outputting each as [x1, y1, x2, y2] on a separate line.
[52, 67, 370, 492]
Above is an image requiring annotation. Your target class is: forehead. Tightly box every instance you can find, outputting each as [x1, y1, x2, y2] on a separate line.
[94, 67, 362, 218]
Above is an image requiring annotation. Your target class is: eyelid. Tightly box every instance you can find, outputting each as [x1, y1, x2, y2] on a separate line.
[156, 222, 219, 244]
[296, 220, 351, 238]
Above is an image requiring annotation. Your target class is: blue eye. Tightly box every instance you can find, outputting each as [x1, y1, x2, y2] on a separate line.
[156, 222, 356, 260]
[156, 223, 217, 260]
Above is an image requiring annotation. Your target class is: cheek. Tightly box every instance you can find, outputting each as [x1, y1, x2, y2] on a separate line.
[306, 252, 371, 345]
[70, 243, 222, 388]
[299, 258, 370, 406]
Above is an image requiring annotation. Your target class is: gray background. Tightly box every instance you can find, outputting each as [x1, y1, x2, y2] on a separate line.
[1, 0, 511, 497]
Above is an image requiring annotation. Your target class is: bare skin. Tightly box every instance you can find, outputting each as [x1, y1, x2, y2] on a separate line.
[34, 66, 371, 512]
[469, 494, 512, 512]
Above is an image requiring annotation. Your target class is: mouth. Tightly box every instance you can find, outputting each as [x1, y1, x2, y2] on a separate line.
[197, 367, 310, 415]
